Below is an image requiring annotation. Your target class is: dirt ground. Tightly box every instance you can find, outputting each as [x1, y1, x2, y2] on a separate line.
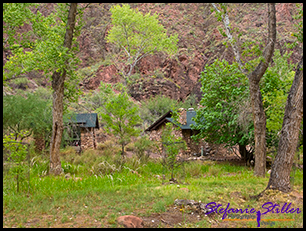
[140, 188, 303, 228]
[141, 205, 218, 228]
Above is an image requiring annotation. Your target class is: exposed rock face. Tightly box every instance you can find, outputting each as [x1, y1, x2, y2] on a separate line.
[3, 3, 302, 101]
[83, 64, 120, 90]
[128, 51, 207, 102]
[117, 215, 144, 228]
[78, 3, 301, 103]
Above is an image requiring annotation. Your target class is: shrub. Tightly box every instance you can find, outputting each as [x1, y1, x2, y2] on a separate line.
[97, 138, 121, 159]
[3, 131, 30, 193]
[134, 135, 157, 163]
[161, 123, 186, 181]
[73, 149, 98, 166]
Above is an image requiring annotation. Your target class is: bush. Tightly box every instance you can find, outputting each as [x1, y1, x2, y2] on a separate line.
[134, 135, 157, 163]
[73, 149, 98, 166]
[97, 138, 121, 159]
[161, 123, 186, 181]
[3, 131, 30, 193]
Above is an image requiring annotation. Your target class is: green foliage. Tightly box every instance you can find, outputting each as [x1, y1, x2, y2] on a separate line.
[3, 131, 29, 193]
[97, 82, 142, 155]
[3, 3, 83, 104]
[12, 77, 30, 89]
[292, 3, 303, 43]
[192, 59, 253, 147]
[194, 49, 297, 153]
[3, 92, 52, 142]
[261, 50, 296, 149]
[107, 4, 178, 56]
[106, 4, 178, 78]
[161, 123, 186, 180]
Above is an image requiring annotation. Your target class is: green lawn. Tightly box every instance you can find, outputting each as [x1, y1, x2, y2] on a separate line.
[3, 151, 303, 228]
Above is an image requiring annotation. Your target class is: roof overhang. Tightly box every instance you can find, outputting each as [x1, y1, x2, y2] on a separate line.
[145, 110, 172, 132]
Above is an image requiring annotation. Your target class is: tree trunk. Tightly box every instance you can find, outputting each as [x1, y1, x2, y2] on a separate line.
[49, 3, 78, 175]
[248, 3, 276, 177]
[249, 81, 266, 175]
[267, 57, 303, 192]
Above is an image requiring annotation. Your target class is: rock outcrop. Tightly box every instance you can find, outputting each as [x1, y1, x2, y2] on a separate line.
[117, 215, 144, 228]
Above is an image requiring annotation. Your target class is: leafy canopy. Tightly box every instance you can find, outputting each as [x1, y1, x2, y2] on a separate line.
[106, 4, 178, 79]
[193, 49, 297, 152]
[3, 3, 83, 105]
[260, 49, 297, 149]
[192, 59, 253, 147]
[107, 4, 178, 56]
[3, 91, 52, 140]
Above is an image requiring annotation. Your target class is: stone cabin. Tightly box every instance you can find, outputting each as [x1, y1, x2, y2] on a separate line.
[69, 113, 99, 150]
[145, 108, 207, 156]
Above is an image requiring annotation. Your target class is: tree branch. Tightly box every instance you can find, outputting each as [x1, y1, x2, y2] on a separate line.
[249, 3, 276, 82]
[212, 3, 247, 74]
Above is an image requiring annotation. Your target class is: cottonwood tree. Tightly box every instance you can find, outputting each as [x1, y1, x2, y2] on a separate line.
[3, 3, 82, 175]
[212, 3, 276, 177]
[266, 57, 303, 192]
[106, 4, 178, 84]
[49, 3, 78, 175]
[266, 4, 303, 192]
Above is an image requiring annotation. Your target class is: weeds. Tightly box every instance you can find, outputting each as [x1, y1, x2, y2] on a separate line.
[3, 146, 303, 228]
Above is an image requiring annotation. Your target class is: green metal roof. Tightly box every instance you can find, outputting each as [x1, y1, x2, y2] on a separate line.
[145, 110, 198, 132]
[71, 113, 99, 129]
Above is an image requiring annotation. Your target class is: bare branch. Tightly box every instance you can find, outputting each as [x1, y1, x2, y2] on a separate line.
[211, 3, 247, 74]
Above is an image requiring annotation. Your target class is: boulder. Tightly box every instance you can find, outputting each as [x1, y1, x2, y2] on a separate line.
[117, 215, 144, 228]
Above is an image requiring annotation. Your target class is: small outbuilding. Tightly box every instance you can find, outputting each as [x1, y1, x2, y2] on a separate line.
[68, 113, 99, 150]
[145, 108, 206, 156]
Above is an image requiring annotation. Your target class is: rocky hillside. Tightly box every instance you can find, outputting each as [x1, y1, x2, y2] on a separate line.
[4, 3, 303, 103]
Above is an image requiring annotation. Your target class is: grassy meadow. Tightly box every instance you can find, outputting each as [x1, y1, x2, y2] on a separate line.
[3, 146, 303, 228]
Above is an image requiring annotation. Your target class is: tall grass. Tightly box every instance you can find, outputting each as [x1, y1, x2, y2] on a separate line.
[3, 147, 303, 228]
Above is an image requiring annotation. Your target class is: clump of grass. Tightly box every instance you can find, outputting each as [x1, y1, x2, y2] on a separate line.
[183, 161, 203, 177]
[207, 165, 221, 177]
[60, 146, 76, 157]
[97, 138, 121, 158]
[30, 155, 50, 177]
[73, 149, 99, 166]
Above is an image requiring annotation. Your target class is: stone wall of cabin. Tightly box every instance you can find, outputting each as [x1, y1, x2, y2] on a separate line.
[34, 135, 45, 153]
[80, 127, 97, 150]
